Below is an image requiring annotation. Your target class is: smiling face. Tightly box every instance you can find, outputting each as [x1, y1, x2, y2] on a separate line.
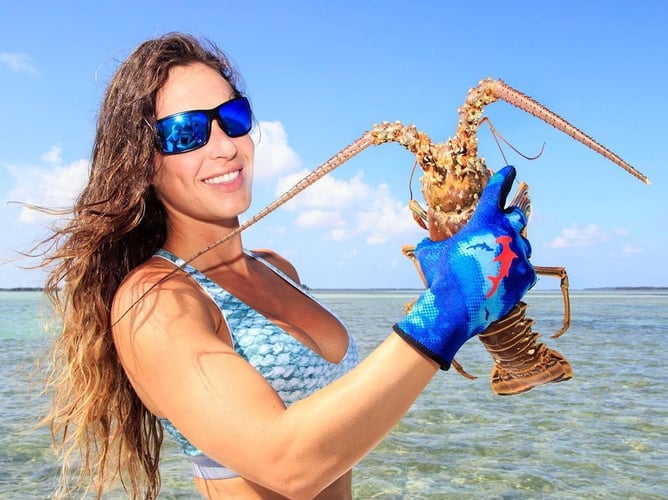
[152, 62, 255, 233]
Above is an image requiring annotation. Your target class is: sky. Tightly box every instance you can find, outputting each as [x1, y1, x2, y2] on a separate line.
[1, 1, 666, 290]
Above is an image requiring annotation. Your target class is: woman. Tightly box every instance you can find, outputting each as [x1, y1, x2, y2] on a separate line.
[40, 33, 535, 499]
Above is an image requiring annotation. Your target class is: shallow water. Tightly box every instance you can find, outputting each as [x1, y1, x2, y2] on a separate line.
[1, 290, 666, 498]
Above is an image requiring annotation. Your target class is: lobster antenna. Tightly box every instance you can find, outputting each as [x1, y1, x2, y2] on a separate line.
[480, 117, 546, 164]
[492, 80, 650, 185]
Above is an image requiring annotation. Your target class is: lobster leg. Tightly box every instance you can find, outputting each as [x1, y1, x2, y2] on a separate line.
[533, 266, 570, 338]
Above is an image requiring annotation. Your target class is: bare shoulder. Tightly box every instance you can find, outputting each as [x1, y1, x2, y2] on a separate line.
[251, 248, 301, 284]
[113, 256, 214, 322]
[112, 255, 224, 340]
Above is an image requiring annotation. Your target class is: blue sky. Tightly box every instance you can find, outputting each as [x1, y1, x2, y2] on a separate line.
[1, 1, 666, 289]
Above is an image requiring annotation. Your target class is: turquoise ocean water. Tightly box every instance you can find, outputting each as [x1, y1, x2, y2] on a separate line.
[0, 289, 666, 499]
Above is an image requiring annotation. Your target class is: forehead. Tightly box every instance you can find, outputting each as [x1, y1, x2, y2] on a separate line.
[155, 62, 235, 118]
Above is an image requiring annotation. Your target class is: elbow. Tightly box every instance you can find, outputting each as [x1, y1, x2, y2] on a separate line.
[264, 469, 332, 500]
[278, 486, 322, 500]
[235, 428, 349, 497]
[258, 455, 344, 500]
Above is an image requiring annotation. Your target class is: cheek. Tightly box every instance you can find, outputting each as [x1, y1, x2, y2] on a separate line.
[239, 134, 254, 157]
[242, 136, 255, 176]
[150, 156, 191, 203]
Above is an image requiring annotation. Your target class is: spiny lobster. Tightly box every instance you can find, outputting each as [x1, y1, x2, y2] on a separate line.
[187, 78, 649, 395]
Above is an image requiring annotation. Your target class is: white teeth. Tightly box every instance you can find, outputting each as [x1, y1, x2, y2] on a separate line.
[204, 170, 240, 184]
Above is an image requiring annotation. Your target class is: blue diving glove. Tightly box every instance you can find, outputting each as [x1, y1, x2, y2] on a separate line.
[394, 166, 536, 369]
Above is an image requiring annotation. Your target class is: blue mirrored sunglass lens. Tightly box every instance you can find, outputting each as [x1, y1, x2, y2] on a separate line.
[218, 98, 252, 138]
[156, 112, 209, 153]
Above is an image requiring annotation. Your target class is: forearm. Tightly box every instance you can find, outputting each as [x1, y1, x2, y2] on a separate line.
[262, 333, 438, 496]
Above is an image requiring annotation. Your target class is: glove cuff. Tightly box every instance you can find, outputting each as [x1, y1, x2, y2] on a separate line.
[394, 290, 471, 371]
[393, 323, 452, 370]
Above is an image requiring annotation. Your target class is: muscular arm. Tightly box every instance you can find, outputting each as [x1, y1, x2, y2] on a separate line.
[112, 260, 438, 499]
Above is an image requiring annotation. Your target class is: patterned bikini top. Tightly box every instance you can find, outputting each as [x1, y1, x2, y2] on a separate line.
[154, 248, 360, 480]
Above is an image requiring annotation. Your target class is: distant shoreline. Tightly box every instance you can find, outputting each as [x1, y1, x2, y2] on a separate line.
[582, 286, 668, 291]
[0, 287, 46, 292]
[2, 286, 668, 292]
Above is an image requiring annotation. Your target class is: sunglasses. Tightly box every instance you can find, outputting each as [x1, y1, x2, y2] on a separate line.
[155, 97, 253, 155]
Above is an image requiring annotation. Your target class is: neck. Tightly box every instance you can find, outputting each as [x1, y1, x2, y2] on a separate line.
[163, 219, 246, 272]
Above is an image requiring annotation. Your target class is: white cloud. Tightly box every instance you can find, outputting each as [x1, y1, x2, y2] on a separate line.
[547, 223, 643, 259]
[0, 52, 37, 74]
[5, 149, 89, 223]
[330, 226, 355, 242]
[614, 243, 644, 259]
[274, 169, 370, 210]
[245, 120, 423, 245]
[251, 120, 301, 180]
[547, 223, 607, 248]
[273, 169, 422, 244]
[40, 145, 63, 165]
[294, 209, 345, 229]
[354, 184, 419, 244]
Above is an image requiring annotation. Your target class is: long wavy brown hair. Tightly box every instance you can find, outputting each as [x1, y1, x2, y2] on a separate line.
[38, 33, 245, 498]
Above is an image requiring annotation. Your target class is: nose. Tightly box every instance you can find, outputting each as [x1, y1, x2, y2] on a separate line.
[207, 120, 238, 159]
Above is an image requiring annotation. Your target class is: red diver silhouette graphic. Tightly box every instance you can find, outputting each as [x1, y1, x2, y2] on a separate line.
[486, 235, 518, 299]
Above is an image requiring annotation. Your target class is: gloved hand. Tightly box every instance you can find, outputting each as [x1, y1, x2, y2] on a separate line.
[394, 165, 536, 369]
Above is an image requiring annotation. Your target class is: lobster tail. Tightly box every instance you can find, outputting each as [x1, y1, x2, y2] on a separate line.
[478, 302, 573, 395]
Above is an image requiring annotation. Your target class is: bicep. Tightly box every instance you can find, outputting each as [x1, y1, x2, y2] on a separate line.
[111, 276, 286, 468]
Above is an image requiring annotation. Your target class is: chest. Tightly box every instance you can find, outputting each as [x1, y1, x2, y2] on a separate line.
[206, 260, 350, 364]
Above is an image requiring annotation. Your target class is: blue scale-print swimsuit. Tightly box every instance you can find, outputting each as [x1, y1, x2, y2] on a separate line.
[154, 249, 360, 480]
